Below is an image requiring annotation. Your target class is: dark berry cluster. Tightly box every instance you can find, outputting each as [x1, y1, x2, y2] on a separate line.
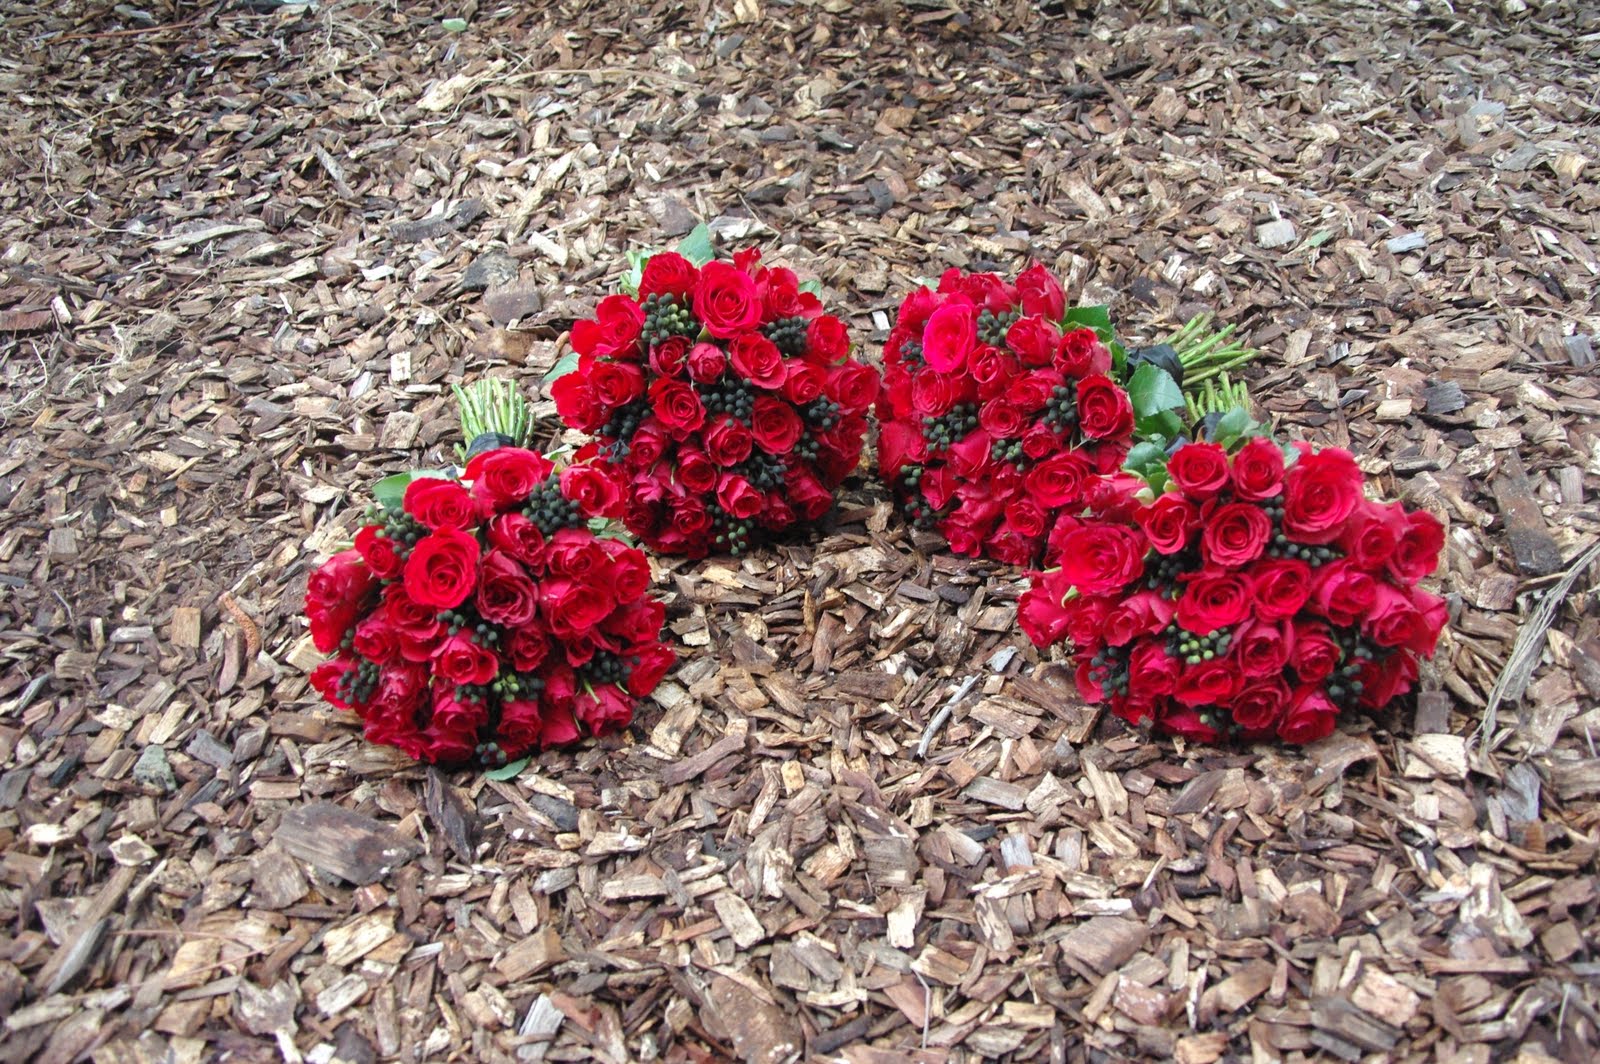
[922, 403, 979, 453]
[739, 451, 788, 492]
[898, 337, 925, 371]
[601, 399, 648, 443]
[805, 397, 842, 432]
[642, 294, 698, 345]
[977, 308, 1023, 348]
[763, 315, 811, 358]
[580, 649, 633, 687]
[367, 510, 427, 563]
[989, 437, 1028, 469]
[335, 658, 381, 705]
[521, 475, 583, 536]
[1145, 552, 1195, 599]
[1085, 641, 1132, 698]
[490, 670, 544, 701]
[708, 501, 755, 555]
[475, 740, 510, 767]
[1262, 495, 1343, 566]
[1326, 634, 1376, 708]
[699, 376, 756, 421]
[1040, 384, 1079, 434]
[1169, 625, 1233, 666]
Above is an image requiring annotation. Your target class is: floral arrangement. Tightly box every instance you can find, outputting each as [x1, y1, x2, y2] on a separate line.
[304, 382, 675, 767]
[550, 228, 880, 557]
[1018, 413, 1447, 744]
[876, 264, 1257, 565]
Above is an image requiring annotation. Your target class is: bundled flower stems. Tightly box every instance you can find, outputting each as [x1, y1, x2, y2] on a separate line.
[303, 381, 674, 766]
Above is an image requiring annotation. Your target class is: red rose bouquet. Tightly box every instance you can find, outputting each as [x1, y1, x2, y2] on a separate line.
[877, 264, 1258, 565]
[1018, 413, 1448, 745]
[303, 381, 675, 768]
[550, 227, 880, 557]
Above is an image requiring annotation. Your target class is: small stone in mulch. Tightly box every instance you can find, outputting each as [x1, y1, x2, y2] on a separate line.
[460, 250, 520, 292]
[1256, 219, 1298, 249]
[483, 281, 544, 325]
[133, 745, 176, 792]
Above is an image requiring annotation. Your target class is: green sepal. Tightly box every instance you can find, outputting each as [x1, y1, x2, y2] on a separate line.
[483, 757, 529, 782]
[543, 350, 579, 384]
[1063, 304, 1115, 343]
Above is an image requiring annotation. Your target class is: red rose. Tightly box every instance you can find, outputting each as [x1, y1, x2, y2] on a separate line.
[404, 477, 476, 530]
[1006, 316, 1061, 366]
[678, 448, 718, 494]
[878, 422, 923, 478]
[1358, 652, 1417, 709]
[911, 369, 963, 416]
[382, 585, 443, 662]
[352, 613, 401, 665]
[1076, 375, 1134, 440]
[944, 269, 1015, 312]
[305, 549, 377, 653]
[782, 360, 826, 404]
[433, 632, 500, 686]
[464, 447, 555, 511]
[1232, 619, 1292, 678]
[649, 378, 706, 437]
[571, 294, 645, 360]
[716, 473, 764, 519]
[1022, 424, 1060, 459]
[1290, 622, 1340, 683]
[650, 335, 691, 378]
[402, 526, 480, 609]
[627, 421, 668, 469]
[627, 642, 675, 695]
[1016, 263, 1066, 321]
[1137, 494, 1200, 555]
[979, 397, 1027, 440]
[488, 513, 546, 569]
[497, 698, 543, 758]
[921, 302, 978, 373]
[1011, 370, 1061, 414]
[588, 360, 646, 409]
[1174, 658, 1242, 708]
[560, 461, 622, 519]
[311, 656, 362, 710]
[1278, 685, 1339, 744]
[1176, 571, 1251, 634]
[748, 396, 803, 454]
[1339, 500, 1405, 571]
[1020, 580, 1073, 646]
[1231, 437, 1287, 502]
[1201, 502, 1272, 568]
[1231, 676, 1291, 733]
[1388, 509, 1444, 585]
[1363, 583, 1429, 653]
[1104, 591, 1175, 646]
[639, 251, 698, 300]
[970, 347, 1019, 402]
[551, 372, 605, 433]
[1250, 558, 1313, 620]
[1055, 328, 1110, 377]
[693, 261, 762, 339]
[704, 415, 754, 467]
[1024, 451, 1094, 508]
[1058, 524, 1146, 595]
[825, 361, 881, 413]
[575, 682, 634, 736]
[807, 315, 850, 364]
[540, 577, 615, 638]
[729, 333, 786, 388]
[544, 528, 608, 578]
[1282, 446, 1363, 544]
[601, 540, 652, 602]
[947, 430, 994, 481]
[1004, 496, 1047, 538]
[475, 550, 538, 626]
[506, 626, 549, 673]
[1309, 560, 1376, 626]
[1410, 587, 1448, 657]
[1085, 471, 1143, 520]
[1128, 641, 1182, 699]
[666, 487, 711, 539]
[687, 342, 727, 384]
[1167, 442, 1230, 499]
[786, 468, 833, 521]
[354, 524, 403, 580]
[603, 598, 665, 648]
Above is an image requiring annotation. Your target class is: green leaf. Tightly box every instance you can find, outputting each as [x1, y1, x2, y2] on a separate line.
[675, 223, 715, 267]
[1124, 441, 1168, 478]
[1209, 406, 1259, 449]
[1126, 363, 1185, 419]
[1110, 340, 1127, 376]
[1136, 408, 1186, 444]
[543, 350, 579, 384]
[483, 757, 529, 781]
[1063, 304, 1115, 343]
[621, 249, 649, 297]
[798, 278, 823, 296]
[440, 17, 468, 32]
[372, 469, 448, 513]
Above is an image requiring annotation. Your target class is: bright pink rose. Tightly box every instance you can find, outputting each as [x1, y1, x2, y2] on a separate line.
[921, 302, 978, 373]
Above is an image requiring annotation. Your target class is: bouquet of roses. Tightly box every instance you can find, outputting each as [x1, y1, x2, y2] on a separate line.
[1018, 413, 1447, 744]
[876, 263, 1258, 565]
[550, 227, 880, 557]
[303, 381, 675, 767]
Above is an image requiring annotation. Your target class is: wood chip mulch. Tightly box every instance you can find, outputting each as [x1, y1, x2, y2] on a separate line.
[2, 1, 1598, 1062]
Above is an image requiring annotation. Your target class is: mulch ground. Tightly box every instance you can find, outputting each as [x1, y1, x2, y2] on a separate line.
[2, 0, 1599, 1061]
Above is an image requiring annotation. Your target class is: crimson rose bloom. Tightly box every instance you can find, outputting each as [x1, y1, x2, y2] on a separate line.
[1138, 494, 1200, 555]
[560, 462, 622, 519]
[464, 447, 555, 511]
[1231, 437, 1286, 502]
[1290, 622, 1341, 683]
[1077, 374, 1135, 439]
[808, 315, 850, 364]
[1389, 509, 1445, 584]
[1058, 525, 1146, 595]
[1176, 571, 1251, 634]
[1278, 686, 1339, 744]
[1168, 442, 1230, 499]
[475, 550, 538, 626]
[716, 473, 764, 519]
[488, 513, 546, 568]
[649, 378, 706, 437]
[1007, 316, 1060, 366]
[704, 415, 754, 467]
[693, 261, 762, 339]
[783, 360, 826, 404]
[1250, 558, 1313, 620]
[1309, 560, 1376, 627]
[686, 342, 727, 383]
[434, 632, 499, 686]
[639, 251, 697, 299]
[1282, 446, 1363, 544]
[354, 525, 403, 580]
[403, 526, 480, 609]
[1016, 262, 1066, 320]
[826, 362, 881, 413]
[729, 333, 785, 388]
[404, 477, 475, 530]
[1231, 677, 1291, 733]
[750, 396, 803, 454]
[306, 549, 376, 653]
[1201, 503, 1272, 568]
[588, 360, 646, 408]
[922, 302, 977, 373]
[571, 295, 644, 360]
[1339, 501, 1405, 570]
